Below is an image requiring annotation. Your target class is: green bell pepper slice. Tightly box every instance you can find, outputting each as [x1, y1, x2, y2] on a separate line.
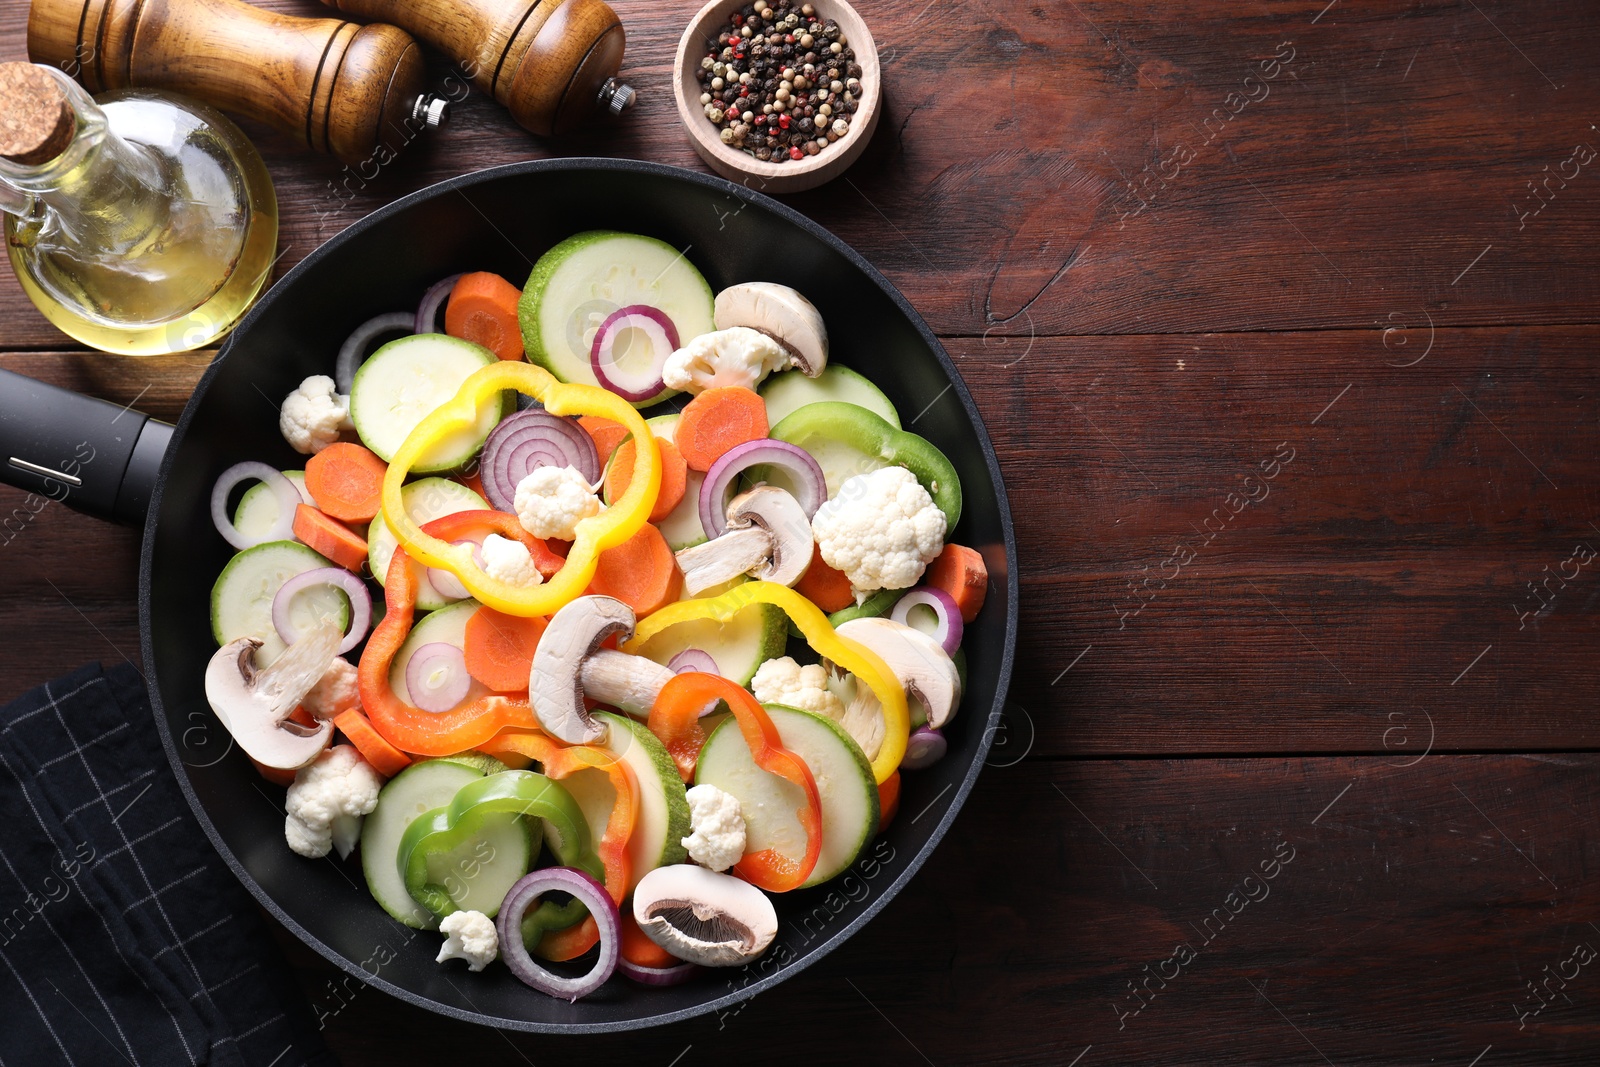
[398, 770, 599, 920]
[768, 400, 962, 527]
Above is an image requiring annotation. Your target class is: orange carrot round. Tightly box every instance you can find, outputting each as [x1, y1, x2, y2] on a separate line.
[794, 542, 854, 613]
[304, 442, 387, 522]
[674, 387, 768, 472]
[605, 435, 687, 522]
[332, 708, 412, 777]
[924, 543, 989, 623]
[877, 771, 902, 832]
[444, 272, 525, 360]
[588, 522, 681, 617]
[579, 415, 629, 464]
[462, 606, 548, 692]
[619, 911, 678, 969]
[291, 504, 369, 573]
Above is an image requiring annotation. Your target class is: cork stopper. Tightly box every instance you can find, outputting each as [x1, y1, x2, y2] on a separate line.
[0, 63, 77, 166]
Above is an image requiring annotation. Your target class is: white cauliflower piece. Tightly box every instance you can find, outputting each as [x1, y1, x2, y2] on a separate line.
[284, 745, 384, 859]
[302, 657, 360, 720]
[811, 466, 946, 593]
[680, 784, 747, 872]
[436, 910, 498, 972]
[279, 375, 353, 455]
[514, 465, 601, 540]
[480, 533, 543, 587]
[661, 327, 791, 395]
[751, 656, 844, 719]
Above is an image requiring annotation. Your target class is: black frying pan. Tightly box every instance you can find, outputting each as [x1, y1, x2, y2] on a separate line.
[0, 158, 1017, 1032]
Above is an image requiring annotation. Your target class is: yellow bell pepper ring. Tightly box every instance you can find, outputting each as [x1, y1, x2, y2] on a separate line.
[380, 361, 661, 617]
[624, 581, 910, 783]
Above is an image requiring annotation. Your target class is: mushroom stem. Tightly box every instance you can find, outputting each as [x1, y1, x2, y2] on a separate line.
[675, 527, 773, 597]
[580, 649, 677, 715]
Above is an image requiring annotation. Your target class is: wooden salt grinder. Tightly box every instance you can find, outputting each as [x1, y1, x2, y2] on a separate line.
[27, 0, 450, 166]
[321, 0, 636, 136]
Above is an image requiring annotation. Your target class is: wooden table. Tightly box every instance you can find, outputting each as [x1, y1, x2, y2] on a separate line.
[4, 0, 1598, 1062]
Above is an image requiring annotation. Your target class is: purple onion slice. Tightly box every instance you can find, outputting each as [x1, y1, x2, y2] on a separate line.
[617, 956, 699, 986]
[889, 586, 963, 656]
[590, 305, 679, 402]
[667, 649, 719, 675]
[480, 409, 601, 514]
[271, 566, 372, 655]
[698, 439, 826, 539]
[405, 642, 471, 712]
[497, 867, 620, 1001]
[415, 273, 463, 335]
[901, 726, 947, 770]
[211, 462, 300, 549]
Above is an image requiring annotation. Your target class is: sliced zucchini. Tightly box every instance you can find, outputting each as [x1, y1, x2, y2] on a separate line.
[348, 334, 505, 470]
[210, 540, 348, 665]
[388, 599, 489, 706]
[361, 758, 494, 928]
[594, 711, 690, 891]
[633, 601, 786, 687]
[232, 470, 310, 543]
[760, 365, 901, 429]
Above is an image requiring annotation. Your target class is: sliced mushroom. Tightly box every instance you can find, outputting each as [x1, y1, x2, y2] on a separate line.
[713, 282, 829, 376]
[632, 864, 778, 967]
[835, 616, 963, 730]
[674, 486, 812, 597]
[530, 595, 677, 743]
[204, 619, 342, 770]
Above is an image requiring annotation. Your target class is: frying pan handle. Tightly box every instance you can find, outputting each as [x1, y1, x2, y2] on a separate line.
[0, 368, 172, 526]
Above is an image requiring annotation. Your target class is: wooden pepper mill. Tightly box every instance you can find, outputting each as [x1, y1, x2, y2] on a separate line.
[27, 0, 450, 166]
[321, 0, 636, 136]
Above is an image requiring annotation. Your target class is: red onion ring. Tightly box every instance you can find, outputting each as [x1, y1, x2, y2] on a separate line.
[889, 587, 963, 656]
[415, 273, 464, 335]
[901, 726, 947, 770]
[211, 462, 300, 549]
[667, 649, 718, 674]
[335, 311, 413, 394]
[497, 868, 620, 1001]
[699, 439, 826, 538]
[617, 956, 699, 986]
[589, 305, 679, 402]
[405, 642, 471, 713]
[480, 409, 601, 513]
[426, 539, 483, 601]
[270, 567, 372, 654]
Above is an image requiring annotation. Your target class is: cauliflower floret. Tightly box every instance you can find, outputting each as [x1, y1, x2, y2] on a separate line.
[480, 533, 544, 587]
[436, 909, 498, 972]
[811, 466, 946, 593]
[302, 657, 360, 719]
[751, 656, 844, 720]
[661, 327, 791, 395]
[284, 745, 384, 859]
[279, 375, 353, 455]
[680, 784, 747, 872]
[514, 465, 601, 540]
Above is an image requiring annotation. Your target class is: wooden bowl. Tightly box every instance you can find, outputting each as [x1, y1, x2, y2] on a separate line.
[673, 0, 881, 194]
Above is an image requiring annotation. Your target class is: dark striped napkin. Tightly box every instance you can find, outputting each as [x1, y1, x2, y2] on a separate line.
[0, 663, 338, 1067]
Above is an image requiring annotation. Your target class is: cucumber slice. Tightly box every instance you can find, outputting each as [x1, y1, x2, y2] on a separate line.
[367, 478, 488, 611]
[348, 334, 505, 470]
[518, 231, 715, 408]
[761, 366, 901, 429]
[361, 758, 493, 928]
[594, 711, 690, 891]
[633, 601, 786, 687]
[389, 599, 491, 706]
[210, 540, 349, 665]
[232, 470, 311, 543]
[696, 705, 879, 888]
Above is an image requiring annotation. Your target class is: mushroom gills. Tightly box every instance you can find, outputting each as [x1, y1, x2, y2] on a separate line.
[631, 864, 778, 966]
[646, 901, 760, 951]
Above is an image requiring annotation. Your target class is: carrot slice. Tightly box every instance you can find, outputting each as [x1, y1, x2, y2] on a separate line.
[794, 542, 854, 613]
[462, 606, 548, 692]
[443, 271, 524, 360]
[333, 708, 412, 777]
[292, 504, 369, 573]
[588, 522, 681, 617]
[924, 543, 988, 623]
[877, 771, 902, 832]
[619, 911, 678, 969]
[674, 387, 768, 472]
[579, 415, 629, 465]
[304, 442, 387, 522]
[605, 435, 687, 522]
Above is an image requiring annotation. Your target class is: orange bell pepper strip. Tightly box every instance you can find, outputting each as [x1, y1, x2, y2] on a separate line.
[480, 728, 638, 961]
[380, 361, 661, 617]
[359, 512, 554, 756]
[649, 672, 823, 893]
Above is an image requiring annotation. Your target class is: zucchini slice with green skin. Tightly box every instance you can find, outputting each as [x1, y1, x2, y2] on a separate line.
[348, 333, 506, 470]
[760, 365, 902, 429]
[695, 705, 879, 888]
[594, 711, 690, 891]
[232, 470, 310, 543]
[210, 540, 348, 666]
[387, 599, 490, 706]
[633, 602, 787, 687]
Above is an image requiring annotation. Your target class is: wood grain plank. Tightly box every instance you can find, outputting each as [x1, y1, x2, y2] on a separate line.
[285, 755, 1600, 1066]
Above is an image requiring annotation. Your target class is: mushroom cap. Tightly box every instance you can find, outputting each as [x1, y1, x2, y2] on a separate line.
[725, 486, 812, 587]
[530, 595, 636, 744]
[631, 864, 778, 967]
[204, 631, 337, 771]
[835, 616, 963, 729]
[713, 282, 829, 376]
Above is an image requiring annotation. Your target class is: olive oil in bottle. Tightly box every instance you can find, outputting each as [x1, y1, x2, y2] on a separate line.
[0, 62, 277, 355]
